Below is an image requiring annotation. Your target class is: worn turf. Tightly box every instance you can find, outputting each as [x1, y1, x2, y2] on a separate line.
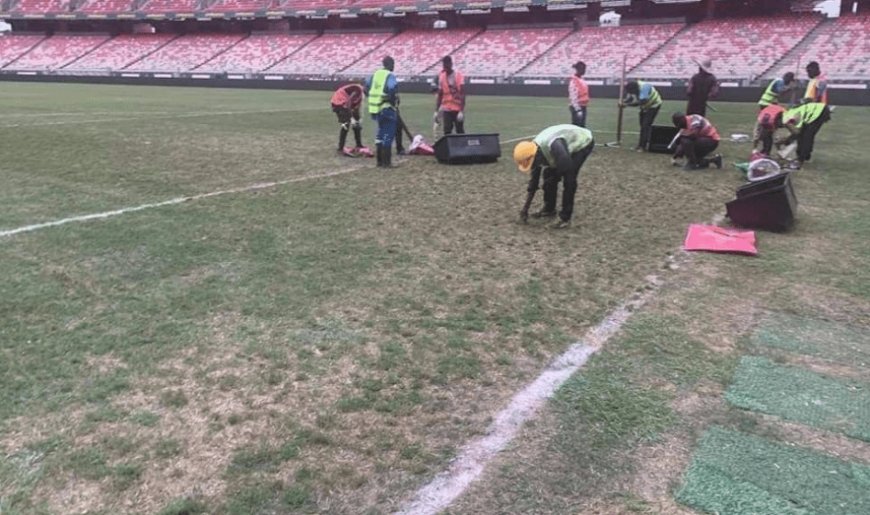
[726, 356, 870, 441]
[0, 82, 868, 514]
[676, 427, 870, 515]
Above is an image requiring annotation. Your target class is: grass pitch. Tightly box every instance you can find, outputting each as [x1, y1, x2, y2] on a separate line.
[0, 82, 867, 514]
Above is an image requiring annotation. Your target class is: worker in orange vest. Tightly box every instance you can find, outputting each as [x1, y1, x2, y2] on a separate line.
[671, 112, 723, 171]
[434, 55, 465, 135]
[330, 82, 365, 154]
[568, 60, 590, 127]
[804, 61, 828, 105]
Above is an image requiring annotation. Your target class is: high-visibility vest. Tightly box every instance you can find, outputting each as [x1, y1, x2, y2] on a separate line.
[534, 124, 594, 166]
[569, 75, 590, 108]
[759, 79, 783, 106]
[331, 84, 363, 109]
[784, 102, 826, 129]
[368, 69, 392, 115]
[439, 70, 464, 112]
[804, 74, 828, 104]
[638, 81, 662, 110]
[757, 104, 785, 129]
[683, 114, 720, 141]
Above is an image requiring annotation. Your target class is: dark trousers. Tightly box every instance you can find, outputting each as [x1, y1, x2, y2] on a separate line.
[677, 137, 718, 166]
[442, 110, 465, 135]
[759, 128, 774, 155]
[375, 108, 397, 147]
[797, 106, 830, 162]
[542, 143, 593, 222]
[333, 105, 362, 150]
[570, 106, 587, 128]
[638, 107, 659, 149]
[395, 124, 405, 152]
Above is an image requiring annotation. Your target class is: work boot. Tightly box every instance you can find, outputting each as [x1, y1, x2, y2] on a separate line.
[531, 209, 557, 219]
[551, 219, 571, 229]
[683, 163, 700, 171]
[383, 147, 400, 169]
[396, 146, 407, 156]
[711, 154, 723, 169]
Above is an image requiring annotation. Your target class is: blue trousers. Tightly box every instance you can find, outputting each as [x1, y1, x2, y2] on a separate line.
[375, 108, 397, 147]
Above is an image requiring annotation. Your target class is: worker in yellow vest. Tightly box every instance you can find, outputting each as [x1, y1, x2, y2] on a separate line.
[622, 80, 663, 152]
[434, 55, 466, 135]
[758, 72, 796, 109]
[366, 56, 400, 168]
[513, 124, 595, 229]
[779, 102, 831, 169]
[804, 61, 828, 105]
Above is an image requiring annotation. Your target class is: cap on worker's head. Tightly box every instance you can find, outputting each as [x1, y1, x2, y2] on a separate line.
[383, 55, 395, 71]
[806, 61, 820, 78]
[572, 60, 586, 75]
[783, 71, 795, 84]
[672, 112, 687, 129]
[625, 81, 639, 94]
[442, 55, 453, 69]
[513, 141, 538, 174]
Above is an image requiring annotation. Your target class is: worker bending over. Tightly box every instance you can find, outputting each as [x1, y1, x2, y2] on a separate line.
[758, 72, 796, 109]
[754, 104, 785, 156]
[781, 102, 831, 169]
[622, 80, 662, 152]
[330, 83, 365, 155]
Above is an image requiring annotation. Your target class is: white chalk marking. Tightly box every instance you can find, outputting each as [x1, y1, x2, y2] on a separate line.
[500, 135, 534, 144]
[394, 262, 681, 515]
[0, 107, 324, 128]
[0, 167, 365, 240]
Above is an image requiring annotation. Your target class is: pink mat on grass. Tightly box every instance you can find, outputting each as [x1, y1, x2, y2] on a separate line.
[684, 224, 758, 256]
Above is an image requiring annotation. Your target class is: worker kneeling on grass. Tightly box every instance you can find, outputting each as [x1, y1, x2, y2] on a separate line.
[671, 112, 723, 171]
[514, 124, 594, 229]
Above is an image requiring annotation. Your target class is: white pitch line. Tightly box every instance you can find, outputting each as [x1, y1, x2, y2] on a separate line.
[394, 262, 681, 515]
[0, 167, 365, 239]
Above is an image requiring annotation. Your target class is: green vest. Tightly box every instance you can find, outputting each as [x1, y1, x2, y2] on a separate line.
[785, 102, 826, 129]
[638, 81, 662, 110]
[759, 79, 780, 107]
[534, 124, 594, 166]
[368, 69, 392, 115]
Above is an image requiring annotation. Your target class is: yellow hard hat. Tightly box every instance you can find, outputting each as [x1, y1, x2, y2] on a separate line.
[513, 141, 538, 173]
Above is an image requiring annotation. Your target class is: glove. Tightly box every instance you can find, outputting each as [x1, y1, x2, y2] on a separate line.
[340, 122, 349, 131]
[350, 118, 360, 129]
[457, 111, 464, 122]
[432, 111, 440, 123]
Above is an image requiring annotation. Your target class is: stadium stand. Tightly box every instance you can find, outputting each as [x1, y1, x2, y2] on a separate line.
[138, 0, 201, 12]
[765, 15, 870, 80]
[79, 0, 134, 12]
[278, 0, 355, 11]
[195, 33, 315, 72]
[9, 0, 73, 12]
[631, 15, 823, 79]
[7, 35, 109, 70]
[64, 34, 177, 71]
[0, 34, 46, 67]
[267, 31, 393, 75]
[339, 28, 482, 77]
[431, 27, 572, 77]
[126, 33, 245, 71]
[518, 23, 684, 78]
[203, 0, 268, 11]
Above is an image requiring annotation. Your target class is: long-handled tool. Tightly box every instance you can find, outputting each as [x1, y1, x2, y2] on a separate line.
[667, 131, 682, 151]
[615, 54, 627, 146]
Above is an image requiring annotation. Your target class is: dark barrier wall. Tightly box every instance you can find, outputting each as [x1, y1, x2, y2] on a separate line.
[1, 73, 868, 106]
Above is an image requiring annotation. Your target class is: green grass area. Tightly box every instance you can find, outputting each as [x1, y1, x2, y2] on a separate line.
[726, 356, 870, 441]
[0, 82, 868, 514]
[751, 313, 870, 366]
[676, 427, 870, 515]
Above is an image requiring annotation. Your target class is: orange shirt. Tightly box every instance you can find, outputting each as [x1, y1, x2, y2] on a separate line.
[438, 70, 465, 112]
[331, 84, 364, 110]
[569, 75, 589, 109]
[757, 104, 785, 129]
[681, 114, 720, 141]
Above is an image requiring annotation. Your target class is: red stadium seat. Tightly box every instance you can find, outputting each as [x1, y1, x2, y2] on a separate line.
[434, 27, 572, 77]
[126, 33, 245, 71]
[0, 34, 47, 67]
[519, 24, 684, 79]
[267, 32, 393, 75]
[137, 0, 200, 12]
[64, 34, 177, 71]
[7, 35, 109, 70]
[79, 0, 134, 12]
[339, 28, 482, 77]
[195, 33, 316, 72]
[766, 14, 870, 80]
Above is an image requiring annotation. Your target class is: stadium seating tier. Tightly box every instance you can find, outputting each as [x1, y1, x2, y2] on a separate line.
[766, 15, 870, 80]
[195, 33, 315, 72]
[64, 34, 176, 70]
[126, 33, 245, 71]
[7, 35, 109, 70]
[433, 28, 572, 77]
[0, 34, 46, 67]
[340, 28, 482, 77]
[267, 32, 393, 75]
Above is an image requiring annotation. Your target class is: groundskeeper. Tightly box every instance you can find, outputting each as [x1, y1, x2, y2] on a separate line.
[622, 80, 662, 152]
[367, 55, 400, 168]
[686, 58, 718, 117]
[434, 55, 465, 135]
[330, 82, 365, 155]
[754, 104, 786, 156]
[781, 101, 831, 169]
[514, 124, 594, 229]
[758, 72, 796, 109]
[804, 61, 828, 105]
[671, 112, 723, 171]
[568, 60, 590, 127]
